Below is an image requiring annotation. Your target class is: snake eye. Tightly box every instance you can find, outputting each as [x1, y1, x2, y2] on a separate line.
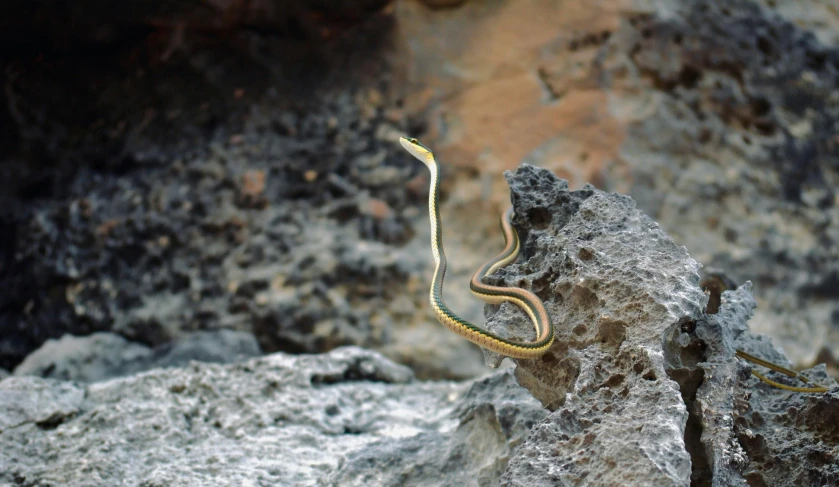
[409, 138, 418, 144]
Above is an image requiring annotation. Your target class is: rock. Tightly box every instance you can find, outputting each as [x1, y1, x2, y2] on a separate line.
[668, 283, 755, 486]
[326, 370, 548, 486]
[0, 346, 547, 487]
[0, 376, 84, 432]
[486, 165, 703, 485]
[13, 332, 152, 382]
[2, 1, 838, 482]
[0, 368, 8, 381]
[728, 291, 839, 486]
[13, 330, 262, 382]
[668, 281, 839, 486]
[482, 166, 838, 486]
[400, 0, 839, 374]
[609, 0, 839, 371]
[0, 74, 486, 380]
[0, 2, 426, 378]
[3, 167, 838, 486]
[147, 329, 262, 369]
[736, 381, 839, 486]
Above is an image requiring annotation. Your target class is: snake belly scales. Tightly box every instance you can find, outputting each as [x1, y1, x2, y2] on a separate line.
[399, 136, 554, 358]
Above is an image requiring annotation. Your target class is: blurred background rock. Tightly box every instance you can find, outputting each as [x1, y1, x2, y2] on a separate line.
[1, 0, 837, 382]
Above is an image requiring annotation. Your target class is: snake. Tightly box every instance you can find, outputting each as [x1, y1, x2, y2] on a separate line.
[735, 350, 829, 393]
[399, 136, 554, 358]
[399, 136, 832, 391]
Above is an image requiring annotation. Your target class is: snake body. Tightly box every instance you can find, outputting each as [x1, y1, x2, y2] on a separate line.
[399, 136, 554, 358]
[398, 136, 833, 392]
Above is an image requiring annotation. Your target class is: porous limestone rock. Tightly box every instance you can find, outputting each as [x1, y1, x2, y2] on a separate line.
[402, 0, 839, 375]
[667, 282, 754, 486]
[481, 164, 705, 486]
[0, 346, 547, 487]
[482, 165, 838, 486]
[3, 167, 838, 487]
[668, 280, 839, 486]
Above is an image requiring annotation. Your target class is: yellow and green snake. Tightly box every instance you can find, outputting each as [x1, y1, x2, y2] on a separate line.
[399, 136, 554, 359]
[399, 135, 830, 392]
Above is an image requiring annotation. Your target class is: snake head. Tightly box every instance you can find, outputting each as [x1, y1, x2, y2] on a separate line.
[399, 136, 434, 163]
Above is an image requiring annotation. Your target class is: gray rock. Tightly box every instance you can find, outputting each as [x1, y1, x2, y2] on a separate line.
[3, 165, 837, 486]
[610, 0, 839, 368]
[476, 166, 839, 486]
[729, 292, 839, 486]
[13, 332, 153, 382]
[0, 368, 8, 381]
[668, 283, 755, 486]
[489, 165, 705, 486]
[0, 376, 84, 433]
[13, 330, 262, 382]
[326, 371, 548, 486]
[145, 329, 262, 369]
[668, 280, 839, 486]
[0, 346, 547, 487]
[736, 381, 839, 486]
[0, 78, 442, 378]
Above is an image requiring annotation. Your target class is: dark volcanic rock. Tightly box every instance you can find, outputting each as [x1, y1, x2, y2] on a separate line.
[0, 0, 406, 373]
[0, 81, 428, 372]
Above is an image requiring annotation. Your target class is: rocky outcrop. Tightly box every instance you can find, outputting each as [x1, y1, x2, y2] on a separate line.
[2, 1, 838, 484]
[4, 167, 836, 486]
[0, 346, 547, 487]
[488, 166, 838, 486]
[2, 0, 837, 384]
[478, 164, 702, 485]
[404, 0, 839, 374]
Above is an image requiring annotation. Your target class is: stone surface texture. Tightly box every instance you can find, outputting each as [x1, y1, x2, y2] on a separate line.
[0, 0, 490, 382]
[401, 0, 839, 374]
[13, 330, 262, 382]
[2, 170, 838, 486]
[483, 165, 703, 486]
[2, 0, 838, 384]
[609, 0, 839, 371]
[669, 282, 839, 487]
[2, 1, 839, 485]
[0, 346, 547, 487]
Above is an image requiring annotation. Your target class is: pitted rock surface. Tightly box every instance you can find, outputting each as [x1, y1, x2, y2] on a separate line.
[3, 166, 838, 486]
[668, 283, 755, 486]
[669, 282, 839, 486]
[0, 346, 549, 487]
[483, 164, 707, 486]
[615, 0, 839, 367]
